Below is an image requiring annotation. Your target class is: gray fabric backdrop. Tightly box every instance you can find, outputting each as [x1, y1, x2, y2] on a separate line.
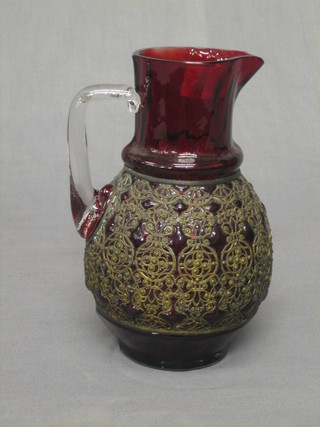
[1, 1, 319, 426]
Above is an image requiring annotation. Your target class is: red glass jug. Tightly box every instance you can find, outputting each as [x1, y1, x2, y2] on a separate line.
[68, 47, 272, 370]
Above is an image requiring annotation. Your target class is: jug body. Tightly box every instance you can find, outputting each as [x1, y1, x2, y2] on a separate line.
[68, 48, 272, 370]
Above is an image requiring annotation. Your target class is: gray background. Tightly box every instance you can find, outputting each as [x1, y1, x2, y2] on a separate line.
[1, 1, 319, 426]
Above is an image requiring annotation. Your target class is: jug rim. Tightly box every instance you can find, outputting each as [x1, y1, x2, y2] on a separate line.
[133, 47, 261, 64]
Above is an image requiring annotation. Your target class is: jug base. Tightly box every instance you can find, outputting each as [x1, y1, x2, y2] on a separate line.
[118, 341, 227, 371]
[97, 308, 237, 371]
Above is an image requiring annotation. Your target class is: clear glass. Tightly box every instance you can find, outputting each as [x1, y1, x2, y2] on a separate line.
[67, 84, 140, 237]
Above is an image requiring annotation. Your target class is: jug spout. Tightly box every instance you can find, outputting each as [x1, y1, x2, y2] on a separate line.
[179, 53, 263, 100]
[122, 48, 264, 180]
[233, 54, 264, 95]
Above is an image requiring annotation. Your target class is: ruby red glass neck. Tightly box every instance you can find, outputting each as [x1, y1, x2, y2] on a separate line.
[122, 47, 263, 180]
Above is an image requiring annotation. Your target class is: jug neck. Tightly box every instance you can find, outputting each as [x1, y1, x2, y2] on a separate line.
[122, 48, 263, 180]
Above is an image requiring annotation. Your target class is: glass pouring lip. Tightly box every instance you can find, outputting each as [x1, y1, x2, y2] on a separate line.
[133, 47, 261, 64]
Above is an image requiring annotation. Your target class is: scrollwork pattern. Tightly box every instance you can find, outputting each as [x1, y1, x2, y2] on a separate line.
[84, 169, 272, 335]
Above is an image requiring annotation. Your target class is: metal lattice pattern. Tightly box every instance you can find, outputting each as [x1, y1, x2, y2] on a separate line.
[84, 170, 272, 335]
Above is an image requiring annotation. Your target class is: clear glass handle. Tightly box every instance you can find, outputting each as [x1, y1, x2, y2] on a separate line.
[67, 84, 140, 238]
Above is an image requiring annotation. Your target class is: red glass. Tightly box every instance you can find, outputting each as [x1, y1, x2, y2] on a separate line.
[123, 47, 263, 179]
[67, 47, 271, 370]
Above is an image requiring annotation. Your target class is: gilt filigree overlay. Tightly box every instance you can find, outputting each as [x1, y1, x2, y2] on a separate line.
[84, 169, 272, 335]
